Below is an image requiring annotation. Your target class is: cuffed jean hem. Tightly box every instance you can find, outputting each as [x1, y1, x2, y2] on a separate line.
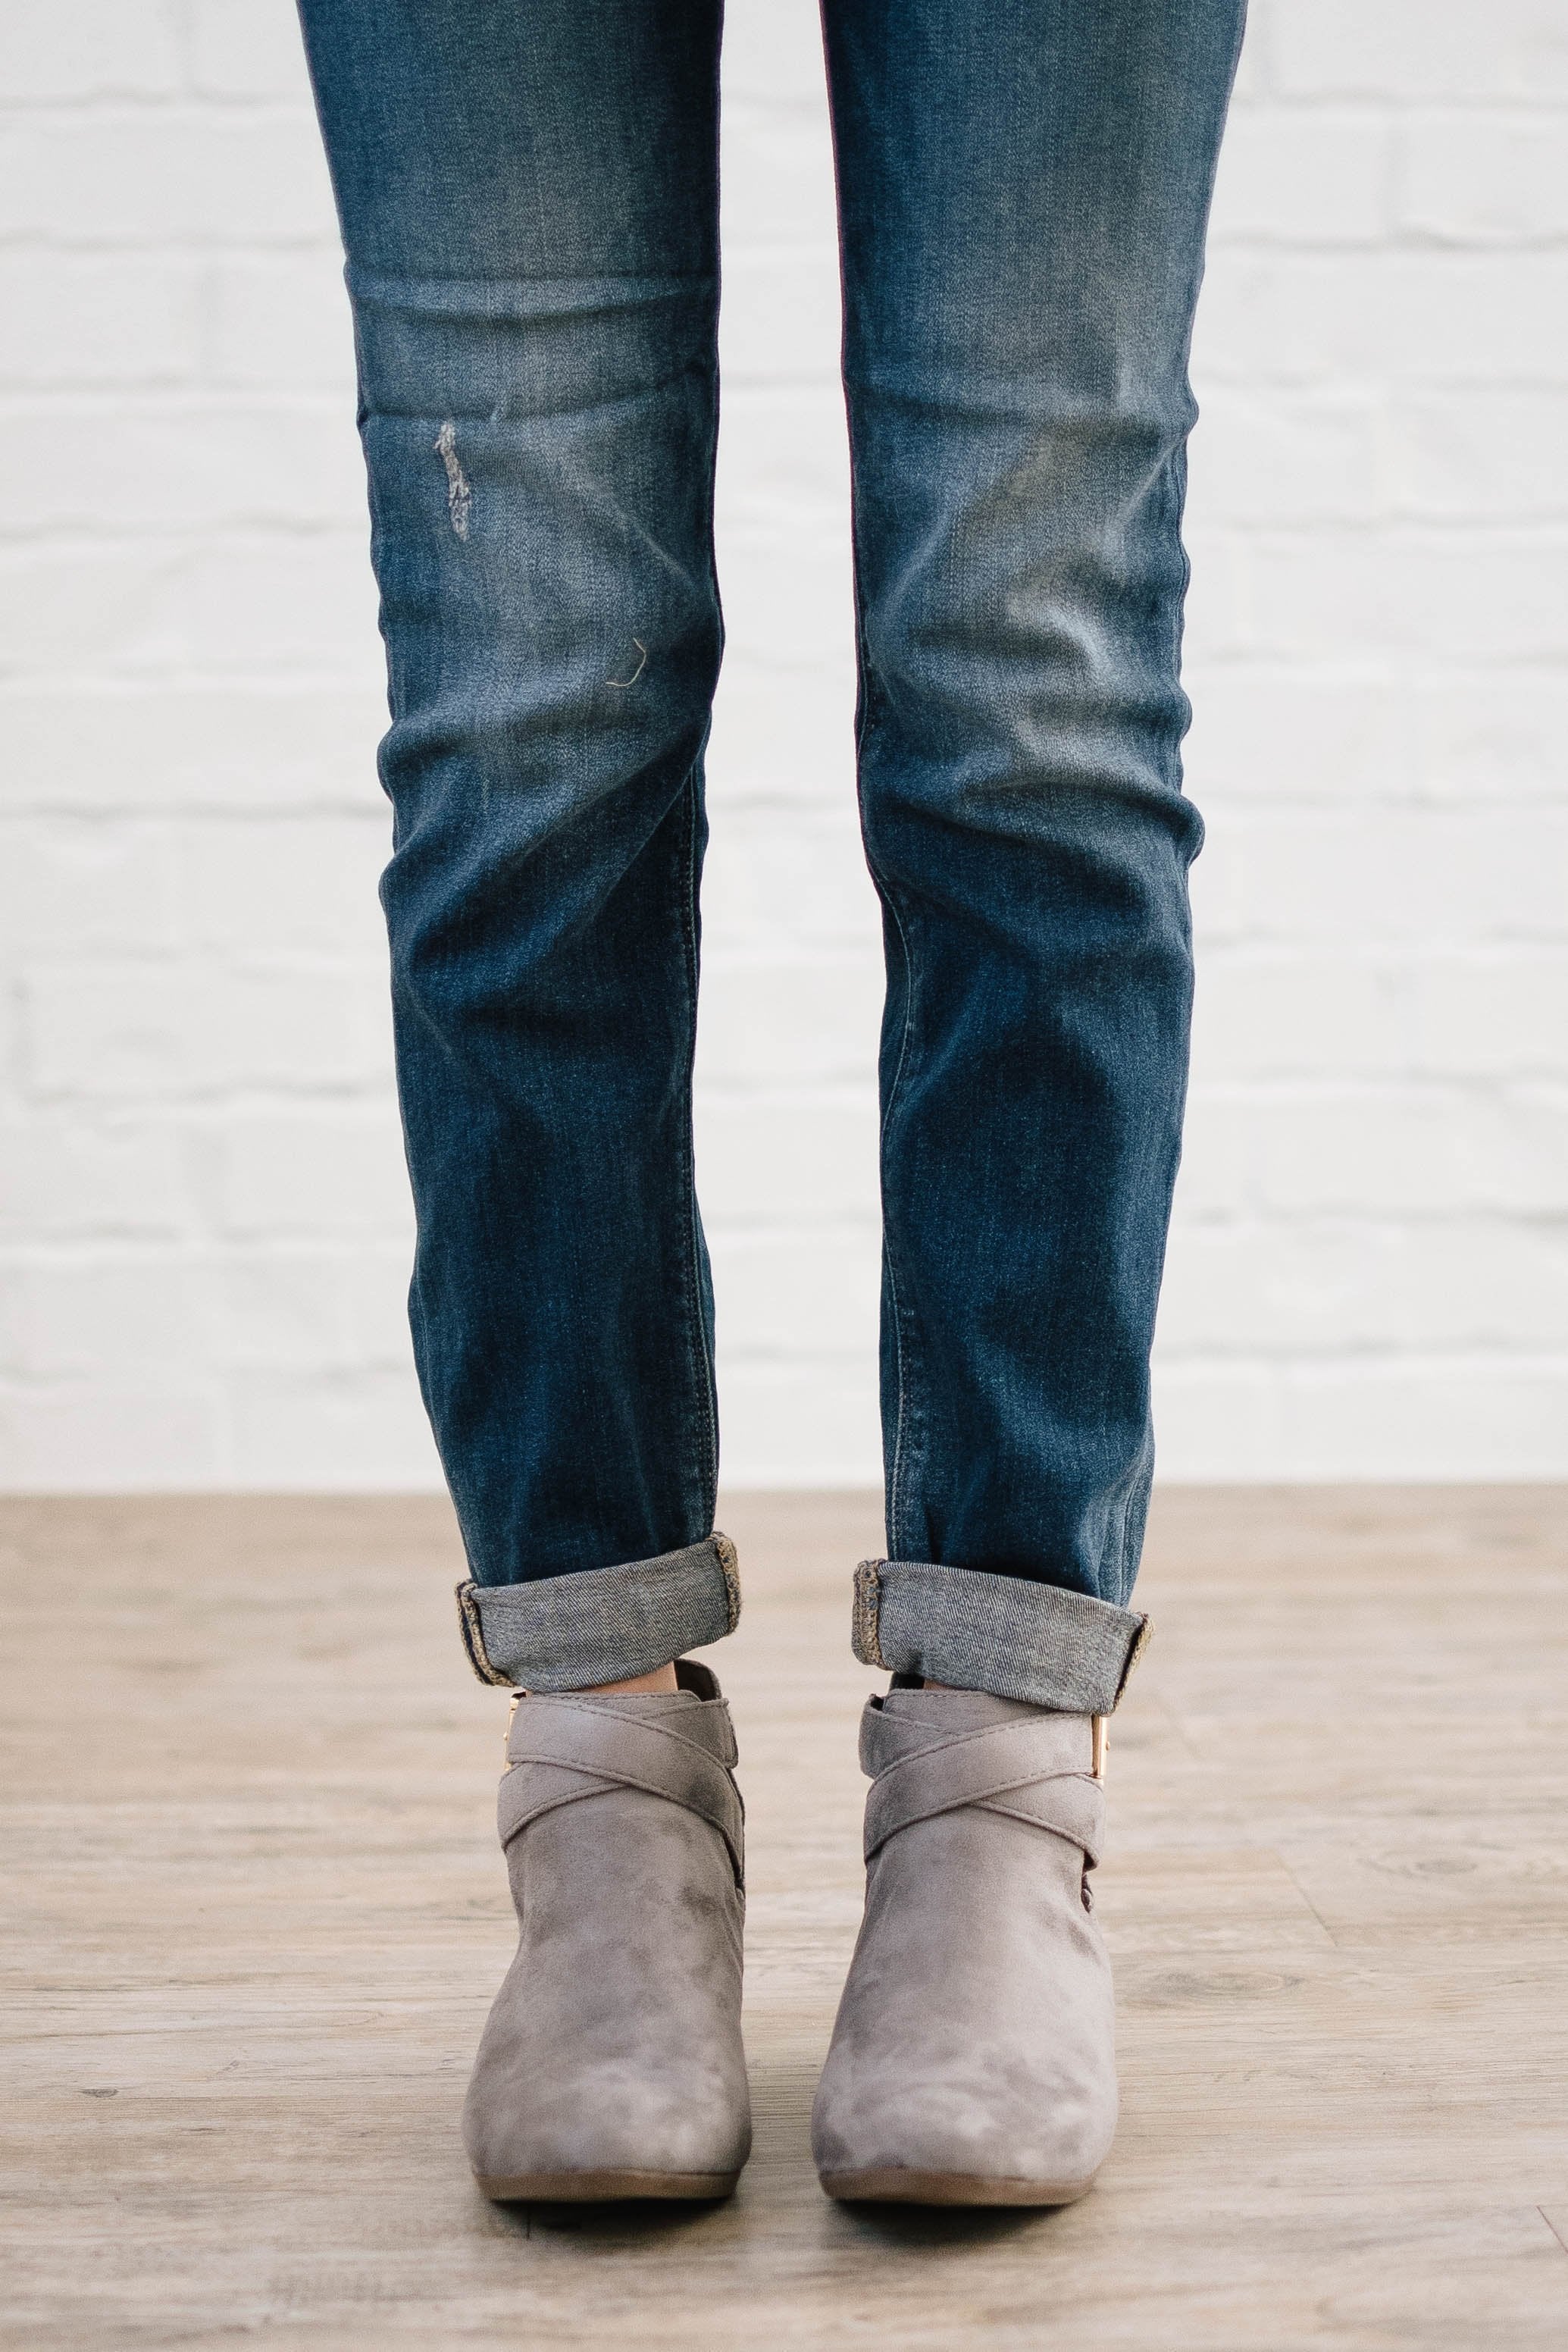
[455, 1533, 740, 1691]
[852, 1558, 1151, 1715]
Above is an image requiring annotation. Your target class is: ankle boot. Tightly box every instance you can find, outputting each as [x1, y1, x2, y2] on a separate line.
[463, 1659, 751, 2200]
[812, 1686, 1115, 2204]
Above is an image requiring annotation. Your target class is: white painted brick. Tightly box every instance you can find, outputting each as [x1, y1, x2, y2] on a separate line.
[1267, 0, 1568, 104]
[1194, 811, 1568, 945]
[0, 545, 185, 670]
[212, 1248, 412, 1369]
[0, 1116, 193, 1239]
[188, 0, 315, 102]
[1193, 951, 1568, 1083]
[1209, 111, 1392, 246]
[0, 819, 179, 952]
[1399, 113, 1568, 244]
[1178, 1088, 1568, 1219]
[721, 0, 830, 108]
[0, 114, 336, 244]
[1228, 20, 1266, 108]
[700, 804, 879, 957]
[180, 534, 383, 672]
[712, 1361, 883, 1490]
[1409, 960, 1568, 1075]
[694, 1090, 880, 1221]
[0, 1254, 203, 1376]
[208, 1109, 412, 1238]
[1172, 528, 1254, 665]
[205, 255, 357, 390]
[22, 960, 390, 1098]
[1247, 532, 1568, 662]
[1148, 1358, 1282, 1478]
[207, 1249, 358, 1367]
[720, 99, 839, 251]
[0, 255, 200, 387]
[1413, 672, 1568, 803]
[706, 669, 856, 807]
[0, 0, 180, 101]
[1158, 1220, 1568, 1354]
[696, 959, 883, 1086]
[176, 816, 388, 958]
[715, 387, 851, 525]
[1, 686, 387, 814]
[1167, 1098, 1262, 1220]
[1194, 253, 1568, 385]
[1191, 951, 1375, 1082]
[0, 1383, 223, 1489]
[709, 1229, 879, 1358]
[1151, 1358, 1568, 1482]
[1191, 392, 1382, 524]
[227, 1368, 440, 1488]
[714, 529, 856, 671]
[1393, 391, 1568, 521]
[1, 0, 1566, 1488]
[718, 246, 843, 389]
[1184, 668, 1413, 803]
[0, 401, 364, 534]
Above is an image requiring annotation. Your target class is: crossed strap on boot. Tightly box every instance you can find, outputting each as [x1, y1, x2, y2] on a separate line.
[812, 1687, 1117, 2206]
[463, 1660, 752, 2202]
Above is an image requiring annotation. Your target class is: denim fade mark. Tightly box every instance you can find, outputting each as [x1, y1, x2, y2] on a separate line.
[459, 1533, 740, 1692]
[853, 1559, 1150, 1715]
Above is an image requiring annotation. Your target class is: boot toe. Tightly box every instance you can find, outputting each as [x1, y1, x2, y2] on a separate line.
[812, 2047, 1113, 2203]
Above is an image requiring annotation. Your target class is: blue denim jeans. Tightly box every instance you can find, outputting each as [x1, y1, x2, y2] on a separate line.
[297, 0, 1243, 1709]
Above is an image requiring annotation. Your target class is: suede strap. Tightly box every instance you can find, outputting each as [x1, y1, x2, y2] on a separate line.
[861, 1710, 1103, 1865]
[499, 1696, 745, 1885]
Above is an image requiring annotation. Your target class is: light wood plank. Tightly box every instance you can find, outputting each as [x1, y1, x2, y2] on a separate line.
[3, 1489, 1567, 2349]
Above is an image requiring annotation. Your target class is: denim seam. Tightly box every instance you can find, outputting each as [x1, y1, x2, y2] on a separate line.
[1107, 1421, 1155, 1611]
[683, 322, 724, 1529]
[839, 296, 924, 1561]
[853, 1558, 887, 1669]
[850, 680, 923, 1561]
[457, 1579, 512, 1687]
[677, 756, 719, 1524]
[874, 869, 922, 1559]
[713, 1530, 741, 1627]
[1118, 1612, 1154, 1699]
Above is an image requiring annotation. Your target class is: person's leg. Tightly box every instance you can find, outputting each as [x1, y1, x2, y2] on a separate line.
[825, 0, 1246, 1709]
[296, 0, 738, 1694]
[812, 0, 1244, 2203]
[296, 0, 750, 2202]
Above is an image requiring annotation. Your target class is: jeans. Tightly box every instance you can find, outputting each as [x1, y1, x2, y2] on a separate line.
[297, 0, 1244, 1708]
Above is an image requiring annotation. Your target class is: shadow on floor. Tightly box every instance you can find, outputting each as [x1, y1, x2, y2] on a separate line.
[827, 2200, 1056, 2252]
[496, 2196, 734, 2244]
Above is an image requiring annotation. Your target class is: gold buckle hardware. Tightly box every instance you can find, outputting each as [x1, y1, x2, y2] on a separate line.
[1091, 1715, 1108, 1781]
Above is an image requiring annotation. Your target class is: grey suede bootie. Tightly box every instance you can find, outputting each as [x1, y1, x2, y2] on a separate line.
[812, 1686, 1115, 2205]
[463, 1660, 751, 2201]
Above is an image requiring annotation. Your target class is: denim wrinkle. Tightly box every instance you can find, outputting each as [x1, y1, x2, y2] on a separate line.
[854, 1559, 1150, 1715]
[458, 1533, 741, 1692]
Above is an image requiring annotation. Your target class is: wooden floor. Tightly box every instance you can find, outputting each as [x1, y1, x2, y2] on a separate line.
[3, 1489, 1567, 2350]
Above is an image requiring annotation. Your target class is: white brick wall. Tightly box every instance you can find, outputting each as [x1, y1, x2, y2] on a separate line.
[1, 0, 1564, 1490]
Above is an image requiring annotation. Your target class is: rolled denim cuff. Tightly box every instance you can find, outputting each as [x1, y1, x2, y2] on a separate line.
[456, 1533, 740, 1692]
[852, 1558, 1150, 1715]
